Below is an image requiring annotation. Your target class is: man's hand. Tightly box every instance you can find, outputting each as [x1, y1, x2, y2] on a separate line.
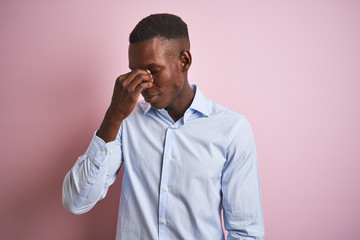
[97, 69, 153, 142]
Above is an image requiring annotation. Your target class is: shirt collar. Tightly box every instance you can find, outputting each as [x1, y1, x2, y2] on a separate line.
[188, 84, 209, 117]
[140, 84, 209, 117]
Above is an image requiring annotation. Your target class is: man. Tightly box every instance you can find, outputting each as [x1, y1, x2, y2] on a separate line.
[62, 13, 264, 239]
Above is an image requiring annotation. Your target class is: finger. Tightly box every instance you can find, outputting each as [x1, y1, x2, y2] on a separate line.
[146, 70, 153, 81]
[116, 71, 132, 82]
[119, 69, 150, 87]
[133, 80, 153, 96]
[126, 70, 153, 92]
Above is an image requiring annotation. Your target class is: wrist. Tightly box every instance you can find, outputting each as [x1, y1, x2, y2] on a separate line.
[105, 105, 126, 124]
[97, 109, 123, 143]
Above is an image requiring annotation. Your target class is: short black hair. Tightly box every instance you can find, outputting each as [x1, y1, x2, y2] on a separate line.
[129, 13, 189, 44]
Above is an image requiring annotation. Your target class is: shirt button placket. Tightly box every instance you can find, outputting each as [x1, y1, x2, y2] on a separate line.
[159, 128, 173, 239]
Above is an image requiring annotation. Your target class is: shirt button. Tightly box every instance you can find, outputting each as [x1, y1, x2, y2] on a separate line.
[100, 150, 105, 156]
[163, 187, 169, 192]
[88, 179, 93, 184]
[167, 154, 172, 160]
[162, 219, 167, 225]
[109, 150, 113, 155]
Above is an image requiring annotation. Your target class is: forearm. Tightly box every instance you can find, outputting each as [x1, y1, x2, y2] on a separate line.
[97, 107, 124, 143]
[62, 134, 122, 214]
[62, 157, 109, 214]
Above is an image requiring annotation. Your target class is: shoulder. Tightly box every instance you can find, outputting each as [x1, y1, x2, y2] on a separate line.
[206, 99, 254, 139]
[207, 99, 247, 125]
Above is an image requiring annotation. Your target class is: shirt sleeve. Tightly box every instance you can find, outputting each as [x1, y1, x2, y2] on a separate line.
[62, 130, 123, 215]
[221, 117, 265, 239]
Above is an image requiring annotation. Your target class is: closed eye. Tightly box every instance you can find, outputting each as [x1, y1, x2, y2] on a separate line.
[149, 69, 160, 75]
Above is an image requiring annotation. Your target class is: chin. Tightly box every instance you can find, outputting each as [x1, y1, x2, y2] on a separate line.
[150, 102, 165, 109]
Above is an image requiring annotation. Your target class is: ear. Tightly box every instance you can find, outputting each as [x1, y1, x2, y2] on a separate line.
[179, 50, 192, 72]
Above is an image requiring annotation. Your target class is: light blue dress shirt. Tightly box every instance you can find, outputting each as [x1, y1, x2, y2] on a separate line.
[62, 85, 264, 239]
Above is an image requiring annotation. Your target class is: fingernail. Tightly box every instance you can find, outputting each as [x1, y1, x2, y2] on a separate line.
[146, 70, 153, 79]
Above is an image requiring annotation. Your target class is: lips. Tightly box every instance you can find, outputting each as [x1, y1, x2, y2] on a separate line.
[143, 93, 159, 103]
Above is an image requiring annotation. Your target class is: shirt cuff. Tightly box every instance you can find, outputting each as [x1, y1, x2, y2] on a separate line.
[85, 131, 116, 168]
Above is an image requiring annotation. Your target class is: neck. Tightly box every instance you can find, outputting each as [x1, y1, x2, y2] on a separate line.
[166, 83, 195, 122]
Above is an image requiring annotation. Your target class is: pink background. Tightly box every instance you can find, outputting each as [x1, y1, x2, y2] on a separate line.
[1, 0, 360, 239]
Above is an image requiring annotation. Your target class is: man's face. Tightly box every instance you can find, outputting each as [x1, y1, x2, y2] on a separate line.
[128, 37, 187, 110]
